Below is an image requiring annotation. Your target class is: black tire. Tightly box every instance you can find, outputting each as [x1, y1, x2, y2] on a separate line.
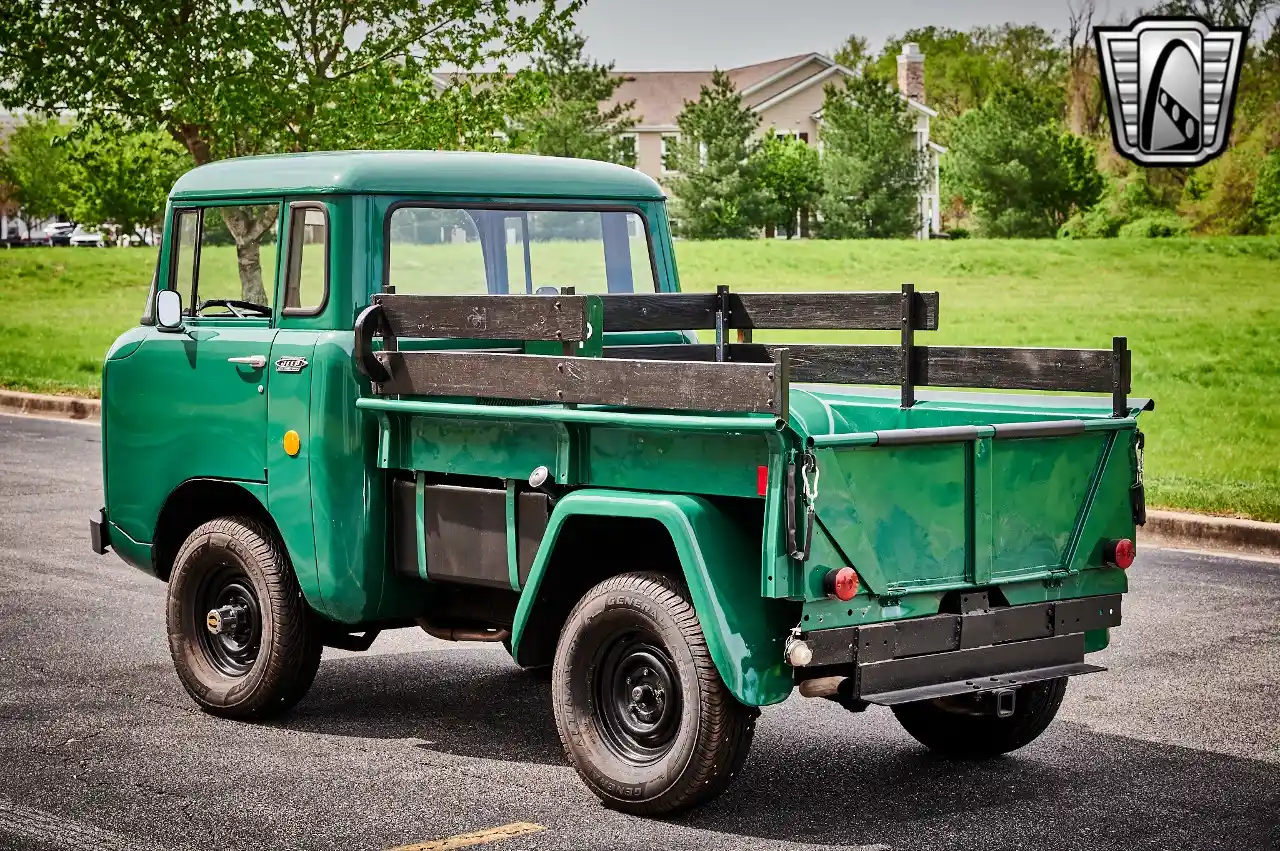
[551, 571, 757, 816]
[166, 516, 321, 720]
[892, 677, 1068, 758]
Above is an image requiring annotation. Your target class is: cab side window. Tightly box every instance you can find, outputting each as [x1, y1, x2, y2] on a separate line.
[282, 204, 329, 314]
[171, 210, 199, 314]
[169, 203, 280, 318]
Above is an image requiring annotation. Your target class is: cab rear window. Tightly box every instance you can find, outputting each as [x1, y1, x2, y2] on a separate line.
[386, 206, 657, 296]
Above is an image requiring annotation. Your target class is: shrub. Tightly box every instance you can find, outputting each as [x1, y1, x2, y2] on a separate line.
[1117, 214, 1191, 238]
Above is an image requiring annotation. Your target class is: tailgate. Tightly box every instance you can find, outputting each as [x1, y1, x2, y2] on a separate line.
[809, 417, 1141, 595]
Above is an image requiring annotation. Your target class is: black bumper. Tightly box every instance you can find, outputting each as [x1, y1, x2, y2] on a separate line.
[89, 508, 110, 555]
[798, 594, 1122, 705]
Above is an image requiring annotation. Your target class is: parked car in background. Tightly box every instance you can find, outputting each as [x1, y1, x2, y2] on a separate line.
[35, 223, 76, 246]
[69, 227, 105, 247]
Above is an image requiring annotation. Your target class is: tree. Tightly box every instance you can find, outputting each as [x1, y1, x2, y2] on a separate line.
[833, 35, 872, 71]
[665, 70, 767, 240]
[756, 135, 821, 238]
[0, 0, 574, 295]
[1254, 149, 1280, 230]
[869, 25, 1066, 143]
[817, 72, 927, 239]
[1, 117, 76, 235]
[516, 29, 635, 163]
[67, 126, 189, 244]
[945, 85, 1103, 237]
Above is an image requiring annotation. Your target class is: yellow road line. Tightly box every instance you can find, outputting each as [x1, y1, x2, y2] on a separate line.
[387, 822, 546, 851]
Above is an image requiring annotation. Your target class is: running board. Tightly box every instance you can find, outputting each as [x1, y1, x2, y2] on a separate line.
[861, 662, 1106, 706]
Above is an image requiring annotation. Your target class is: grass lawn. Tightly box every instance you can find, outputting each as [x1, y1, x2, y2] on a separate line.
[1, 237, 1277, 521]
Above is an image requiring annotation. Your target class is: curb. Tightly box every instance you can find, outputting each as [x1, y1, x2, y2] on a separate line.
[1141, 510, 1280, 560]
[2, 390, 1279, 558]
[0, 389, 100, 421]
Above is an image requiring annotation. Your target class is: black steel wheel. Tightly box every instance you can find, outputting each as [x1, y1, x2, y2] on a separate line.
[594, 629, 683, 765]
[892, 677, 1068, 758]
[167, 516, 321, 720]
[552, 571, 757, 816]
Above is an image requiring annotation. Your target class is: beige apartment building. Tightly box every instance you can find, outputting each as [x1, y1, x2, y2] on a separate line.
[608, 44, 945, 238]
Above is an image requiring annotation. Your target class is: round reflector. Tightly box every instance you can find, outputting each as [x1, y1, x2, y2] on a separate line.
[1105, 538, 1136, 569]
[824, 567, 860, 601]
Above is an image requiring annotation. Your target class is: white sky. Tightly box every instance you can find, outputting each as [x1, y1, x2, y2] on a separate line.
[573, 0, 1153, 70]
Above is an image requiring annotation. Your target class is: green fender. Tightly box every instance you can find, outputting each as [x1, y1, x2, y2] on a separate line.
[510, 489, 798, 707]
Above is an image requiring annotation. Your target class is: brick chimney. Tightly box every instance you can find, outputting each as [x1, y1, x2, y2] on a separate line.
[897, 42, 925, 103]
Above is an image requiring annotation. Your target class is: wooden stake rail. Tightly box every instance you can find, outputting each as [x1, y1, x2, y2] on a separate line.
[355, 284, 1133, 417]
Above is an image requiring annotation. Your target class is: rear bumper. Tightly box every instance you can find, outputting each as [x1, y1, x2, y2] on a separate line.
[89, 508, 110, 555]
[796, 594, 1122, 705]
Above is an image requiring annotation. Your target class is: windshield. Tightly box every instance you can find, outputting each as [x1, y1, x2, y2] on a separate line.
[386, 206, 657, 296]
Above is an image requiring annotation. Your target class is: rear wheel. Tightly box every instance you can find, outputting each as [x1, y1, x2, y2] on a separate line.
[166, 516, 321, 719]
[892, 677, 1068, 758]
[551, 571, 757, 816]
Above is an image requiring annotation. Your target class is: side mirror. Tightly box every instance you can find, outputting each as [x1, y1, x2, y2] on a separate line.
[156, 289, 184, 332]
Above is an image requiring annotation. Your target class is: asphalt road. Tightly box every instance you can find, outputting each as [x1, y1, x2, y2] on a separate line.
[0, 412, 1277, 851]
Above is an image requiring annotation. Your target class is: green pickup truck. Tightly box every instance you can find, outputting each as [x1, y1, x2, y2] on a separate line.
[93, 150, 1151, 815]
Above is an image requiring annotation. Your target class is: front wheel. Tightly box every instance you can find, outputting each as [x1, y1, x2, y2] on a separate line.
[166, 516, 321, 720]
[552, 571, 757, 816]
[892, 677, 1068, 758]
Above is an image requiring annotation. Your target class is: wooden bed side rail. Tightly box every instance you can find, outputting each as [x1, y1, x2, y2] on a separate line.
[367, 347, 792, 419]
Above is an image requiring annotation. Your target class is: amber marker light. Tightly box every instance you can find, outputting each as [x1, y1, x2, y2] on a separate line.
[823, 567, 859, 601]
[283, 430, 301, 457]
[1104, 538, 1135, 569]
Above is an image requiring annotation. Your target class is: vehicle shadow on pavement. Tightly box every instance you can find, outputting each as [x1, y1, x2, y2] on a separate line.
[682, 714, 1280, 850]
[278, 652, 1279, 850]
[277, 649, 565, 766]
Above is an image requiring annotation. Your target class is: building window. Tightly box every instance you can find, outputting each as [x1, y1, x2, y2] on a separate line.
[661, 134, 679, 173]
[617, 134, 638, 169]
[774, 131, 810, 144]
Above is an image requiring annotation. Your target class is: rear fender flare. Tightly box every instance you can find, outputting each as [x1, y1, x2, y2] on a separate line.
[510, 489, 797, 707]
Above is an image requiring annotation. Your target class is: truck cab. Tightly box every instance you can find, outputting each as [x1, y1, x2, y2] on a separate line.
[94, 150, 1151, 816]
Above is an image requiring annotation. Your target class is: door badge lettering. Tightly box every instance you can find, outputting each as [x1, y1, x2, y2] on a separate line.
[275, 356, 309, 374]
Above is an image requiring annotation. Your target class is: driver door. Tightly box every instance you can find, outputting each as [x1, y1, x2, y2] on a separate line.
[147, 203, 279, 484]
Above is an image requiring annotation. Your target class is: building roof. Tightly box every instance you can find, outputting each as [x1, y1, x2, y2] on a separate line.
[168, 150, 666, 202]
[610, 53, 824, 128]
[609, 53, 932, 129]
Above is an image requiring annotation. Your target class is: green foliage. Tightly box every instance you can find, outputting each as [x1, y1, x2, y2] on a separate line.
[1117, 214, 1192, 238]
[946, 85, 1102, 237]
[1060, 168, 1180, 238]
[0, 0, 575, 297]
[1255, 149, 1280, 228]
[0, 117, 76, 230]
[817, 71, 926, 239]
[665, 71, 766, 240]
[755, 135, 821, 239]
[869, 25, 1065, 143]
[514, 29, 635, 163]
[66, 125, 189, 241]
[833, 35, 872, 71]
[0, 0, 574, 163]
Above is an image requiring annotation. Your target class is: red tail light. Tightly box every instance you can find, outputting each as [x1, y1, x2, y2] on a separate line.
[824, 567, 860, 601]
[757, 465, 769, 496]
[1104, 538, 1135, 569]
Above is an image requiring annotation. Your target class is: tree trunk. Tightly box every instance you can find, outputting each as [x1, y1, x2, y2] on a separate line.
[235, 240, 268, 304]
[218, 206, 279, 304]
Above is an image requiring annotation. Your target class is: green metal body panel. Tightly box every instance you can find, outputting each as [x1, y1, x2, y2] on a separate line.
[509, 489, 799, 706]
[100, 152, 1149, 709]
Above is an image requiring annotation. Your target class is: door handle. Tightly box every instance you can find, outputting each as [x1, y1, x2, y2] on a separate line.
[227, 355, 267, 368]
